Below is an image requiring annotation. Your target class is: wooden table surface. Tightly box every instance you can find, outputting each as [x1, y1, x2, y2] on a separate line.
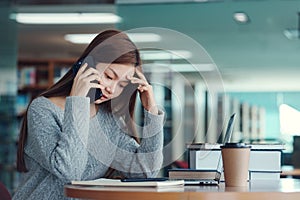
[65, 178, 300, 200]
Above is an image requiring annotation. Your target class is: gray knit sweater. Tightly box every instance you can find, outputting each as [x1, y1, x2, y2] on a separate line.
[13, 96, 164, 200]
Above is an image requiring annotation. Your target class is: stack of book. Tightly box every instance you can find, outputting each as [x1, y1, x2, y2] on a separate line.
[183, 143, 284, 180]
[168, 168, 225, 181]
[248, 144, 283, 180]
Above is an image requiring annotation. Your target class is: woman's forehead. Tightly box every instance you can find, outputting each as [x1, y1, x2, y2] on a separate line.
[97, 63, 135, 77]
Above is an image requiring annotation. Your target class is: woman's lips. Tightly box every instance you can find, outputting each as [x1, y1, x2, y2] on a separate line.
[101, 93, 109, 100]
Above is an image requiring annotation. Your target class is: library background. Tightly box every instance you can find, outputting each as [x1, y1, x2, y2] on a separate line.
[1, 0, 300, 195]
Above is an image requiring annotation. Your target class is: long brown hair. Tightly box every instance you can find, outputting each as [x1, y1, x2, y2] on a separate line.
[17, 29, 142, 172]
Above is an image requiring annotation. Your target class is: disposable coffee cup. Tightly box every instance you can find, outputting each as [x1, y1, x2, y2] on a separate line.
[221, 143, 251, 187]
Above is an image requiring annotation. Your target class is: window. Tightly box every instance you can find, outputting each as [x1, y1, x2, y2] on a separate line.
[279, 104, 300, 135]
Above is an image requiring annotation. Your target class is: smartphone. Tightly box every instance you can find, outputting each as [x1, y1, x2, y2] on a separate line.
[121, 178, 168, 182]
[72, 55, 103, 102]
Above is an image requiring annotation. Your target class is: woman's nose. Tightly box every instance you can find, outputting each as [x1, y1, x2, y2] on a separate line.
[106, 82, 117, 94]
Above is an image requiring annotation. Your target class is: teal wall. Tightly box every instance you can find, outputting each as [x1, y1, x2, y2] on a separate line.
[116, 1, 300, 70]
[228, 92, 300, 139]
[116, 2, 300, 141]
[0, 0, 17, 95]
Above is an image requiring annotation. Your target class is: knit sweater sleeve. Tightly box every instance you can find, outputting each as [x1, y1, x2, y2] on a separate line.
[111, 109, 165, 178]
[25, 96, 90, 181]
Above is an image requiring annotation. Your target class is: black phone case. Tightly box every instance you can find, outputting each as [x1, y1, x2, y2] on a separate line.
[72, 56, 103, 102]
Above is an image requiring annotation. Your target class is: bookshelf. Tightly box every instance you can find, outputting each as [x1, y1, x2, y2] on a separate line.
[0, 95, 19, 194]
[17, 59, 75, 115]
[147, 71, 174, 176]
[2, 58, 76, 193]
[216, 93, 266, 142]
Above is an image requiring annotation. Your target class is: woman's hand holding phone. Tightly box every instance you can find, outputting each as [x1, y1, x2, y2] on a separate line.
[70, 63, 105, 99]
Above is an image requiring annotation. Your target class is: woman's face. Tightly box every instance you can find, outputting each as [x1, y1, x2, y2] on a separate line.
[95, 63, 135, 102]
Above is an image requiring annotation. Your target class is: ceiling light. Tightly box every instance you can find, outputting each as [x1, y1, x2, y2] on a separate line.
[142, 63, 215, 72]
[10, 13, 122, 24]
[140, 50, 192, 60]
[65, 34, 96, 44]
[283, 29, 299, 40]
[127, 33, 161, 43]
[64, 33, 161, 44]
[233, 12, 250, 24]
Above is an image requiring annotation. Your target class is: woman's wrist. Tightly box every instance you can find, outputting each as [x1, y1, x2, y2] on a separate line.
[145, 105, 158, 115]
[144, 96, 158, 115]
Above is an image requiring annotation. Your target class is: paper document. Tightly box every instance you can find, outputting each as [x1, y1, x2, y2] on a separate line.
[71, 178, 185, 187]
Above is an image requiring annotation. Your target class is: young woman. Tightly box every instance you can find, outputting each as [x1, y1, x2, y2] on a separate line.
[13, 30, 164, 200]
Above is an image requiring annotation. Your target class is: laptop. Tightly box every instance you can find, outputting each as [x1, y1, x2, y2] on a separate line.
[183, 113, 236, 185]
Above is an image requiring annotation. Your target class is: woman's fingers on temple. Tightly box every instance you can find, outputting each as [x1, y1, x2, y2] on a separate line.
[135, 69, 147, 81]
[128, 76, 148, 86]
[129, 77, 142, 84]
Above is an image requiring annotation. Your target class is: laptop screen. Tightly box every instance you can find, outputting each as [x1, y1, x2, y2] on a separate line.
[215, 113, 236, 181]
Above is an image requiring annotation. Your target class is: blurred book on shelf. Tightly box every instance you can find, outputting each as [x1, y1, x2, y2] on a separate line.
[18, 67, 36, 88]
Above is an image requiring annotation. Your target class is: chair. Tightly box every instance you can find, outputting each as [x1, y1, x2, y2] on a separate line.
[0, 181, 11, 200]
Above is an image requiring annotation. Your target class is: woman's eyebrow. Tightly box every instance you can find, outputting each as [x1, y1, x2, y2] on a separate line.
[107, 68, 118, 78]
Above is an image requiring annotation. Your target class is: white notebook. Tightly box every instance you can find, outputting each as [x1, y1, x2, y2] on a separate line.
[71, 178, 185, 188]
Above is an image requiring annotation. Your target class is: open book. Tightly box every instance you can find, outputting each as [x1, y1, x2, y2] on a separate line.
[71, 178, 185, 188]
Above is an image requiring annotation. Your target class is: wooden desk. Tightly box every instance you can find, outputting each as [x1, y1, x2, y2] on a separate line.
[64, 178, 300, 200]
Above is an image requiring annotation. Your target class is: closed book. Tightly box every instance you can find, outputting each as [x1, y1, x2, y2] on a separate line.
[249, 150, 282, 171]
[249, 170, 282, 180]
[168, 169, 224, 181]
[250, 143, 285, 150]
[186, 143, 220, 150]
